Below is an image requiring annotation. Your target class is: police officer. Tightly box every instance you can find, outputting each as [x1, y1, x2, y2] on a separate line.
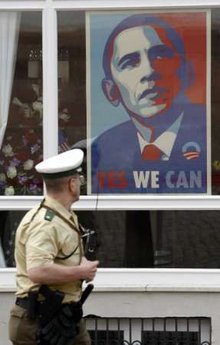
[8, 149, 99, 345]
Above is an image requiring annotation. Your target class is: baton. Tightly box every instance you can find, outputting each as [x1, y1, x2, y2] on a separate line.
[80, 283, 94, 305]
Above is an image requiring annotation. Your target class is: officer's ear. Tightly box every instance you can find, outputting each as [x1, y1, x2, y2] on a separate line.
[102, 78, 120, 106]
[69, 177, 76, 192]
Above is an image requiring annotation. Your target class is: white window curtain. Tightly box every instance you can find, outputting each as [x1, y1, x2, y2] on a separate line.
[0, 12, 21, 149]
[0, 12, 20, 267]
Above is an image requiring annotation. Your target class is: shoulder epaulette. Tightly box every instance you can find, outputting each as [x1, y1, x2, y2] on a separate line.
[44, 209, 55, 221]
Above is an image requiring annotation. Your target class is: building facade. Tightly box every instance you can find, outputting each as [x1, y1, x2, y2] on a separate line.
[0, 0, 220, 344]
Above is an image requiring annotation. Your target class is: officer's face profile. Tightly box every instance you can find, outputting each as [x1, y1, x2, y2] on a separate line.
[103, 24, 182, 119]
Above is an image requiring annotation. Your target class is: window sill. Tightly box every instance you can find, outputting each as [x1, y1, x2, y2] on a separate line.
[1, 268, 220, 293]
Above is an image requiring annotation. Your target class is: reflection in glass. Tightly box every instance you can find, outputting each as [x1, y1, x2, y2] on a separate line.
[57, 12, 86, 157]
[1, 210, 219, 269]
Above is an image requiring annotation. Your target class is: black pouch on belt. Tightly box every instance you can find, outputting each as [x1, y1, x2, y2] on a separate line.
[37, 284, 93, 345]
[27, 290, 39, 320]
[38, 302, 83, 345]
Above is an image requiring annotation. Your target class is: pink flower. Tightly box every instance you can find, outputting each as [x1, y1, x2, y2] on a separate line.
[16, 151, 29, 161]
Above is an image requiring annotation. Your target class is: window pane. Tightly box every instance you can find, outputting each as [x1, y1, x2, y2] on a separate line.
[58, 9, 220, 195]
[0, 12, 43, 196]
[1, 210, 219, 268]
[0, 211, 25, 267]
[77, 210, 220, 268]
[211, 11, 220, 195]
[57, 12, 86, 154]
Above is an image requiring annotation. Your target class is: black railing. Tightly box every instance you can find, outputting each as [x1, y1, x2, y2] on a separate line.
[85, 317, 211, 345]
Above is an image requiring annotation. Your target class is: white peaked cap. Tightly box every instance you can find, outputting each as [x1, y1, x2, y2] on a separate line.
[35, 149, 84, 179]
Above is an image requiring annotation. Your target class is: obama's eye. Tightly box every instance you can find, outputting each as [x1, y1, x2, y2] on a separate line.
[149, 45, 175, 61]
[118, 52, 140, 70]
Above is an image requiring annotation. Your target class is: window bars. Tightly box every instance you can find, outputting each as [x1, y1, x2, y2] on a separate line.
[85, 317, 211, 345]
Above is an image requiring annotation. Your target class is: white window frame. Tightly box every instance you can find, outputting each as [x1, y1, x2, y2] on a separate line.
[0, 0, 220, 293]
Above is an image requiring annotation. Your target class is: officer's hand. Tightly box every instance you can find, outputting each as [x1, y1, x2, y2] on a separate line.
[79, 256, 99, 282]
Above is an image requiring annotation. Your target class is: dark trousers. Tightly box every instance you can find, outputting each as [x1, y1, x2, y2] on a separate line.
[9, 304, 91, 345]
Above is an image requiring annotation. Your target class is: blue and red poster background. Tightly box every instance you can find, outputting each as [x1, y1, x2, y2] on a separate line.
[86, 11, 210, 194]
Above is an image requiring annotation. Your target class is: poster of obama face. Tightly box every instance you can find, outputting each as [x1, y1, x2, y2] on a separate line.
[86, 11, 211, 194]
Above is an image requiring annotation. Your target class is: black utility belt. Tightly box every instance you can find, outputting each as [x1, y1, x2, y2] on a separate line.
[15, 297, 78, 309]
[15, 296, 81, 311]
[15, 284, 93, 323]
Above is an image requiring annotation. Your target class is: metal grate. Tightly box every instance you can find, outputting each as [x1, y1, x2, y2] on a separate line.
[143, 330, 198, 344]
[85, 317, 211, 345]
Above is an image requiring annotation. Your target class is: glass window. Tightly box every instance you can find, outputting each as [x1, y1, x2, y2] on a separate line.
[57, 9, 220, 195]
[211, 11, 220, 195]
[1, 8, 220, 270]
[1, 209, 220, 268]
[57, 12, 86, 154]
[78, 210, 220, 268]
[0, 211, 25, 267]
[0, 12, 43, 196]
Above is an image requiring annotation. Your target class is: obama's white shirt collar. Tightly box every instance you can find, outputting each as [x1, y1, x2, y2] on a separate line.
[136, 112, 184, 160]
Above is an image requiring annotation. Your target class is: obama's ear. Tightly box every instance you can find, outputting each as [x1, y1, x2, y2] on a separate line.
[102, 79, 120, 106]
